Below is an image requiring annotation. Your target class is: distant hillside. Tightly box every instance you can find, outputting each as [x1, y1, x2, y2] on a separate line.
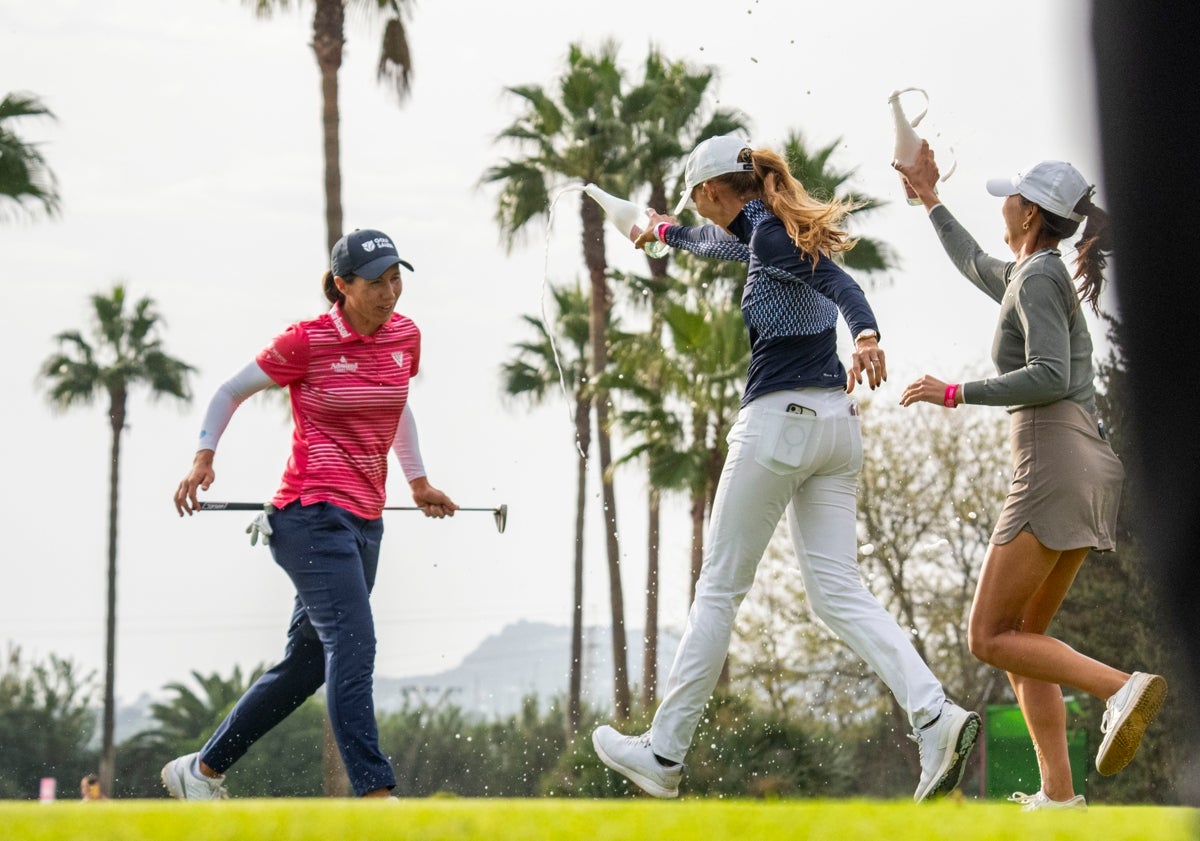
[113, 621, 682, 735]
[373, 620, 681, 719]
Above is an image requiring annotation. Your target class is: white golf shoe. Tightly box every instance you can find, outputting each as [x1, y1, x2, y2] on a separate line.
[161, 752, 230, 800]
[1096, 671, 1167, 775]
[592, 726, 682, 798]
[1009, 790, 1088, 811]
[910, 701, 981, 802]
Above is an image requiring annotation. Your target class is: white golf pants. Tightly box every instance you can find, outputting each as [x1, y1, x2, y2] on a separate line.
[650, 388, 945, 763]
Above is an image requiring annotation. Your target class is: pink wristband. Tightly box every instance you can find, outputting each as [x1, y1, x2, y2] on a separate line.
[944, 384, 959, 408]
[655, 222, 670, 242]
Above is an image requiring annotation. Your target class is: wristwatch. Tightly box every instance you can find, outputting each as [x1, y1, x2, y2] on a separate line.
[855, 329, 880, 343]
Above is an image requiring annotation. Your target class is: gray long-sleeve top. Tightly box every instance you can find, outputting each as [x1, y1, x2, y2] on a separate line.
[929, 204, 1097, 414]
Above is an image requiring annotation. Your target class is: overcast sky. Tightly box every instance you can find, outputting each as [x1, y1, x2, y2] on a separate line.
[0, 0, 1102, 705]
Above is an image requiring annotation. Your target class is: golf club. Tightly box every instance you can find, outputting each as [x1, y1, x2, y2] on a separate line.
[198, 501, 508, 534]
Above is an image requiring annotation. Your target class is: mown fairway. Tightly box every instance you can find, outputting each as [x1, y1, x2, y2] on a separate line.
[2, 798, 1197, 841]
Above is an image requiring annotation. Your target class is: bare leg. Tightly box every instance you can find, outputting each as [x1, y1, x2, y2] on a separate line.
[970, 532, 1128, 799]
[1010, 674, 1071, 800]
[1002, 544, 1086, 800]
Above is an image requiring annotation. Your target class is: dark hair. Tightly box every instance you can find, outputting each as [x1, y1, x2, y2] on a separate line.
[1022, 191, 1112, 314]
[322, 270, 356, 305]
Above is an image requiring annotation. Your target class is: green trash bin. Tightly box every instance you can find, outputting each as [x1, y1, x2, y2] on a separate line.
[982, 699, 1088, 799]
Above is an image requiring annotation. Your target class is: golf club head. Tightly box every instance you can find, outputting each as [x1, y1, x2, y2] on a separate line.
[493, 504, 508, 534]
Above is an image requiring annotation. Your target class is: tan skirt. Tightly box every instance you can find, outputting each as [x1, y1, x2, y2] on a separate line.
[992, 400, 1125, 550]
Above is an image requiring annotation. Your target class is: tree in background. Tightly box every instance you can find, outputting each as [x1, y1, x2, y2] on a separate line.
[501, 282, 592, 735]
[242, 0, 414, 250]
[484, 41, 634, 719]
[0, 648, 96, 799]
[779, 132, 892, 278]
[0, 91, 60, 220]
[1054, 318, 1194, 804]
[143, 666, 268, 750]
[614, 55, 746, 706]
[39, 285, 195, 798]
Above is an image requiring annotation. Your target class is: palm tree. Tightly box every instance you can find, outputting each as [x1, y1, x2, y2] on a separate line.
[659, 289, 751, 597]
[140, 666, 269, 750]
[482, 41, 635, 719]
[241, 0, 414, 791]
[622, 51, 747, 230]
[0, 91, 60, 220]
[605, 305, 701, 710]
[501, 282, 591, 734]
[243, 0, 414, 251]
[39, 285, 195, 798]
[617, 53, 747, 708]
[780, 131, 893, 276]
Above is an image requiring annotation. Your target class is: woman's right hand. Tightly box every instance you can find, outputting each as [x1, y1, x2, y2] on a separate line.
[632, 209, 677, 251]
[175, 450, 216, 516]
[893, 140, 942, 207]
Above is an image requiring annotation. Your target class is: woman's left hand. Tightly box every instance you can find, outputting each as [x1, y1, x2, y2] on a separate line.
[409, 477, 459, 518]
[847, 338, 887, 393]
[900, 373, 951, 407]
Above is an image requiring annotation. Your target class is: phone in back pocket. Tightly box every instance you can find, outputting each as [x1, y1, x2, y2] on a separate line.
[786, 403, 816, 416]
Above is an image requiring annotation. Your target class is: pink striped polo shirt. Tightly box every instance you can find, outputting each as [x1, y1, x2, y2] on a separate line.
[256, 304, 421, 519]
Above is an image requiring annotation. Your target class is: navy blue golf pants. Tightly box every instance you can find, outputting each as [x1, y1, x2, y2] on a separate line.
[199, 501, 395, 796]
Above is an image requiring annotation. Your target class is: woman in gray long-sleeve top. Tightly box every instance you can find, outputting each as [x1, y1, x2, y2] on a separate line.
[896, 142, 1166, 812]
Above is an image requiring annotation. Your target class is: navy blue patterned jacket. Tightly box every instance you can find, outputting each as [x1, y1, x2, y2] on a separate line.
[664, 199, 880, 407]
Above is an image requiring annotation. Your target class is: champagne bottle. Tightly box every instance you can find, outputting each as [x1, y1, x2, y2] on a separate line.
[889, 88, 930, 206]
[583, 184, 669, 258]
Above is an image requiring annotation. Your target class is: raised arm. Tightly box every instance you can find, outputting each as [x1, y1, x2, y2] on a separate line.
[895, 141, 1010, 302]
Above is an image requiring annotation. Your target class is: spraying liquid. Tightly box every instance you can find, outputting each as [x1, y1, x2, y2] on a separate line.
[544, 185, 587, 460]
[583, 184, 670, 259]
[889, 87, 956, 205]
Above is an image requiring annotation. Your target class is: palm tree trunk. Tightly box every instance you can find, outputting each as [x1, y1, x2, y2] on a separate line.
[707, 416, 733, 689]
[689, 406, 707, 601]
[581, 194, 630, 720]
[640, 488, 660, 711]
[689, 489, 705, 603]
[312, 0, 350, 796]
[98, 388, 125, 798]
[595, 401, 630, 719]
[640, 185, 669, 710]
[568, 393, 590, 736]
[312, 0, 345, 253]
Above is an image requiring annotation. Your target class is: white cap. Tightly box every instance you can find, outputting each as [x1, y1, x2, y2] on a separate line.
[985, 161, 1089, 222]
[673, 134, 755, 215]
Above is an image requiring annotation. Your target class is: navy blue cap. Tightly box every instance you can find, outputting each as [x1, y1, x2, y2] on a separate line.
[330, 229, 414, 279]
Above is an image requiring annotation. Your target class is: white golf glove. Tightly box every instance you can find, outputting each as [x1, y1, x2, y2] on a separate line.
[246, 504, 275, 546]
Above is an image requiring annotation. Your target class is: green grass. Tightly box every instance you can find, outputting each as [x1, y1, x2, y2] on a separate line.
[3, 798, 1196, 841]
